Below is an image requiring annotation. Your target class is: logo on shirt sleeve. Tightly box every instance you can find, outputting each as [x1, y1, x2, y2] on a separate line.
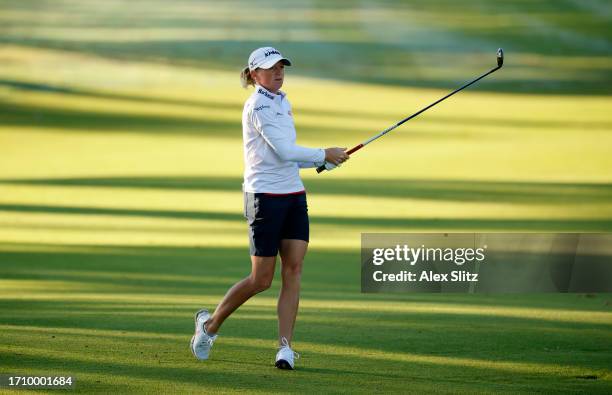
[254, 105, 270, 111]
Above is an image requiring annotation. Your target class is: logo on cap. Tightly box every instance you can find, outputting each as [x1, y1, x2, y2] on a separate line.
[248, 47, 291, 71]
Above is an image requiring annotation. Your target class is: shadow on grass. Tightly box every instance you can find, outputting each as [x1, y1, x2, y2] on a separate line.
[1, 303, 610, 379]
[1, 346, 573, 394]
[1, 244, 610, 311]
[2, 176, 611, 204]
[0, 100, 243, 138]
[3, 78, 611, 132]
[0, 78, 243, 112]
[3, 36, 611, 95]
[0, 96, 488, 141]
[0, 202, 611, 231]
[0, 349, 312, 392]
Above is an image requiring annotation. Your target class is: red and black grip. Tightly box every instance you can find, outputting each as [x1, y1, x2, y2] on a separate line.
[316, 144, 364, 173]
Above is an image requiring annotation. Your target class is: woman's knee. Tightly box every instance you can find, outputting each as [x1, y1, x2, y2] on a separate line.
[250, 273, 273, 293]
[282, 261, 303, 279]
[249, 256, 275, 293]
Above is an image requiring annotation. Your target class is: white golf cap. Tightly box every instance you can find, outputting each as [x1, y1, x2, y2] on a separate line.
[247, 46, 292, 71]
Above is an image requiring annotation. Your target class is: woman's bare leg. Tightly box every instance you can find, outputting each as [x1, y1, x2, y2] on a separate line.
[206, 255, 276, 334]
[277, 239, 307, 345]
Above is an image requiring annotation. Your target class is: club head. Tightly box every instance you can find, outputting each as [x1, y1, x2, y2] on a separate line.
[497, 48, 504, 67]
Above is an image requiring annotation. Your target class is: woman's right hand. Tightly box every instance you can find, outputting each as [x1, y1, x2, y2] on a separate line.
[324, 147, 349, 166]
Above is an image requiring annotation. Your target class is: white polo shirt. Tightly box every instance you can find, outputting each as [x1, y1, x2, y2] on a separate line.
[242, 85, 325, 194]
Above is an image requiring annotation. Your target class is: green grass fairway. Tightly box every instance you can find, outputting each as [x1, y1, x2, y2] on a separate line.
[1, 0, 611, 393]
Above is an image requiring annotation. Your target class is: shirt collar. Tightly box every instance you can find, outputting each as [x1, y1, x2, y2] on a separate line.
[255, 84, 286, 102]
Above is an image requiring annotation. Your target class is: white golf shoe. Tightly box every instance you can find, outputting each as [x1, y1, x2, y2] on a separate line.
[275, 337, 300, 370]
[190, 309, 217, 360]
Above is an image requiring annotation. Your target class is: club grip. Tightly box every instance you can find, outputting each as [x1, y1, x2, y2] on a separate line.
[346, 144, 363, 155]
[316, 144, 363, 174]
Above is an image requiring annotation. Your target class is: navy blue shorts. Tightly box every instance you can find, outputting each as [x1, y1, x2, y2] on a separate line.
[243, 191, 309, 257]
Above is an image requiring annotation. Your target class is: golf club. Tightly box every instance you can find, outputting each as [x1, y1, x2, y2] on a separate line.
[317, 48, 504, 173]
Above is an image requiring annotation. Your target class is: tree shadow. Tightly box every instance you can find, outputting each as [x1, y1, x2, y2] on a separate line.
[3, 37, 610, 95]
[1, 176, 611, 204]
[4, 78, 611, 133]
[0, 94, 486, 141]
[0, 78, 242, 112]
[0, 202, 610, 231]
[0, 99, 242, 138]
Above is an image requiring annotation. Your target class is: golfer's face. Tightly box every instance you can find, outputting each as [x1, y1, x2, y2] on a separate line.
[255, 61, 284, 93]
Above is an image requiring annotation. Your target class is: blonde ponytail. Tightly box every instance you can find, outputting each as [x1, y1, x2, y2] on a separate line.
[240, 66, 255, 88]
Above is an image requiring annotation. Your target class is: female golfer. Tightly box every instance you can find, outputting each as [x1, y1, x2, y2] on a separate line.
[190, 46, 349, 369]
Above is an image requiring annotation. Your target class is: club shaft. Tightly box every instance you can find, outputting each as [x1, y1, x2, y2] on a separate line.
[316, 64, 501, 173]
[354, 65, 501, 152]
